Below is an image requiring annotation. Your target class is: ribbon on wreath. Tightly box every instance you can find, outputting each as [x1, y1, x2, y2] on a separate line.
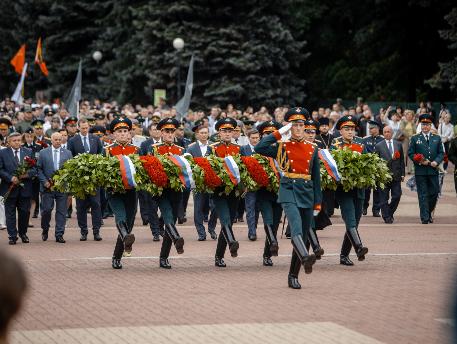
[168, 155, 195, 190]
[223, 156, 241, 186]
[268, 157, 284, 178]
[318, 149, 341, 182]
[117, 155, 137, 189]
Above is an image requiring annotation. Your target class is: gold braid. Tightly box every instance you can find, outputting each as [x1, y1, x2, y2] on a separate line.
[276, 142, 290, 173]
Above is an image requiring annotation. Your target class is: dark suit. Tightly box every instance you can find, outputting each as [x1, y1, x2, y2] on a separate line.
[67, 134, 103, 235]
[375, 139, 405, 222]
[0, 147, 36, 240]
[362, 135, 384, 215]
[240, 144, 259, 237]
[38, 146, 73, 237]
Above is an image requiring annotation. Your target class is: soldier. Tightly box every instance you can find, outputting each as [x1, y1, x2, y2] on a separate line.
[150, 118, 185, 269]
[362, 120, 384, 217]
[210, 118, 240, 268]
[408, 114, 444, 224]
[330, 115, 369, 266]
[317, 117, 336, 217]
[255, 120, 283, 266]
[255, 107, 321, 289]
[105, 118, 138, 269]
[31, 119, 51, 148]
[64, 117, 79, 139]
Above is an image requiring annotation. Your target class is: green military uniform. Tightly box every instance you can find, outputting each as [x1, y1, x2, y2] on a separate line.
[408, 114, 444, 224]
[255, 107, 321, 289]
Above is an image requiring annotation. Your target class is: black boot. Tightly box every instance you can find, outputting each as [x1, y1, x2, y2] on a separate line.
[347, 227, 368, 261]
[340, 255, 354, 266]
[160, 258, 171, 269]
[164, 224, 184, 254]
[222, 225, 239, 257]
[288, 251, 301, 289]
[291, 235, 316, 274]
[264, 224, 279, 256]
[308, 227, 324, 260]
[93, 230, 102, 241]
[112, 258, 122, 269]
[116, 221, 135, 257]
[263, 256, 273, 266]
[215, 256, 226, 267]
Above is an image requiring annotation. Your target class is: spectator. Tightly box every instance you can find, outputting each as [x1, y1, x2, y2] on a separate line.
[400, 110, 417, 174]
[437, 112, 454, 170]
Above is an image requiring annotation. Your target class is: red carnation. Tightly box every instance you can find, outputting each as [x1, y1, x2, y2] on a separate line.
[24, 156, 37, 167]
[393, 151, 401, 160]
[413, 153, 424, 163]
[241, 156, 270, 188]
[194, 157, 223, 189]
[140, 155, 168, 187]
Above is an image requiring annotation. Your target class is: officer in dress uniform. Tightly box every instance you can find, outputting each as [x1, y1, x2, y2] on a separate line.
[408, 114, 444, 224]
[31, 119, 51, 148]
[149, 118, 186, 269]
[209, 118, 241, 268]
[105, 118, 138, 269]
[64, 117, 79, 139]
[362, 120, 384, 217]
[330, 115, 369, 266]
[255, 107, 322, 289]
[255, 120, 283, 267]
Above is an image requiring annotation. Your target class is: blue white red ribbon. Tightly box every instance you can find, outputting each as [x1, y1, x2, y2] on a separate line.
[318, 149, 341, 182]
[168, 155, 195, 190]
[117, 155, 137, 189]
[270, 158, 284, 178]
[223, 156, 241, 185]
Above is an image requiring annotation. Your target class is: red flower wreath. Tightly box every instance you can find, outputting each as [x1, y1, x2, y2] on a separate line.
[393, 151, 401, 160]
[193, 157, 223, 189]
[413, 153, 424, 163]
[140, 155, 168, 187]
[241, 156, 270, 188]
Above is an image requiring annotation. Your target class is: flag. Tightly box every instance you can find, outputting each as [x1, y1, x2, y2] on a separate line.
[175, 55, 194, 120]
[11, 62, 28, 104]
[34, 38, 49, 76]
[10, 44, 26, 74]
[65, 60, 82, 118]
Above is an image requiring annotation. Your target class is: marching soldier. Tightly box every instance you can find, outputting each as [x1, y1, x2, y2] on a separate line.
[330, 115, 369, 266]
[149, 118, 186, 269]
[105, 118, 138, 269]
[256, 120, 283, 266]
[255, 107, 322, 289]
[408, 114, 444, 224]
[210, 118, 240, 268]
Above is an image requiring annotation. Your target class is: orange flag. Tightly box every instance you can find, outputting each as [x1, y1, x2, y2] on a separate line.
[35, 38, 49, 76]
[10, 44, 26, 74]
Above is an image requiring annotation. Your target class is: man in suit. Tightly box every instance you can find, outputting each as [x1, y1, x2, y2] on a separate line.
[0, 132, 37, 245]
[376, 126, 405, 223]
[240, 129, 260, 241]
[185, 120, 216, 241]
[67, 118, 103, 241]
[38, 132, 73, 242]
[408, 114, 444, 224]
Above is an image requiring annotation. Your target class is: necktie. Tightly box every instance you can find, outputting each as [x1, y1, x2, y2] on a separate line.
[83, 136, 89, 152]
[54, 150, 59, 170]
[388, 141, 394, 157]
[425, 135, 429, 145]
[14, 150, 19, 164]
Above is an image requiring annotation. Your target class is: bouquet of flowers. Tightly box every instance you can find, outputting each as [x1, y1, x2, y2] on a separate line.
[393, 151, 401, 160]
[413, 153, 425, 164]
[320, 147, 392, 191]
[2, 156, 37, 203]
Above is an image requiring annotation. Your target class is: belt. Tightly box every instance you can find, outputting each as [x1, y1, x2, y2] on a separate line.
[283, 172, 311, 180]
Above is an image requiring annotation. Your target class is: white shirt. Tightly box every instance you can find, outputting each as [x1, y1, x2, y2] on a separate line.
[438, 122, 454, 143]
[198, 140, 208, 156]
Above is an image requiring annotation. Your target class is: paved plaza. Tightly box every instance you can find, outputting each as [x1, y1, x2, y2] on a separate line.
[3, 173, 457, 344]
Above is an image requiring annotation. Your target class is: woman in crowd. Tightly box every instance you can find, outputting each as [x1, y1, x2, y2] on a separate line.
[400, 110, 417, 174]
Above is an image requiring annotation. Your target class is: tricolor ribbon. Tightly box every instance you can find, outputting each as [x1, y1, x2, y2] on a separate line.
[269, 157, 284, 178]
[168, 155, 195, 190]
[223, 156, 241, 186]
[318, 149, 341, 182]
[117, 155, 137, 189]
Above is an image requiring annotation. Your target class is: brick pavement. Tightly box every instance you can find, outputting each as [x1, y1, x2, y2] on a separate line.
[2, 173, 457, 344]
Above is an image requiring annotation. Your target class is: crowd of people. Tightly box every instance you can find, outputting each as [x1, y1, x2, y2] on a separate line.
[0, 96, 455, 289]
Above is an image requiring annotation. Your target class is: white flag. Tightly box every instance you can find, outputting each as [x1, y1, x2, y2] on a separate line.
[175, 55, 194, 120]
[11, 62, 28, 104]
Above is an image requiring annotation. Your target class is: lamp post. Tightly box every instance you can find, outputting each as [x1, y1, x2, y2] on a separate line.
[92, 51, 103, 64]
[173, 38, 185, 100]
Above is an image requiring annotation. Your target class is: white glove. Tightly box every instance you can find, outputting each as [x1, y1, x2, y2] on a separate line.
[313, 210, 320, 217]
[278, 123, 292, 136]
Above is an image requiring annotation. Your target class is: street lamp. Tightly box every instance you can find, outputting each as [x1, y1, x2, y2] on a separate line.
[173, 38, 185, 100]
[92, 51, 103, 64]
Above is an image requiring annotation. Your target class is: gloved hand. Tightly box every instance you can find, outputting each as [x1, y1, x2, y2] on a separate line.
[313, 209, 320, 217]
[278, 123, 292, 136]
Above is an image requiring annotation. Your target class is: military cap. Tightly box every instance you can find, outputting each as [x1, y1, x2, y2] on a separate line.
[192, 119, 206, 132]
[86, 115, 96, 123]
[31, 119, 45, 128]
[110, 117, 132, 132]
[215, 117, 237, 131]
[89, 125, 106, 136]
[257, 120, 282, 135]
[284, 107, 310, 122]
[0, 118, 12, 130]
[43, 108, 55, 116]
[239, 116, 255, 126]
[25, 127, 34, 134]
[136, 115, 145, 124]
[157, 118, 180, 131]
[23, 105, 32, 112]
[94, 112, 105, 120]
[151, 114, 161, 123]
[303, 119, 319, 131]
[368, 120, 381, 128]
[418, 113, 433, 124]
[318, 117, 330, 126]
[64, 116, 78, 126]
[336, 115, 357, 130]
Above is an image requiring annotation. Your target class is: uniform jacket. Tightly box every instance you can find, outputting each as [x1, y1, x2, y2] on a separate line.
[0, 146, 36, 198]
[104, 142, 138, 157]
[407, 133, 444, 176]
[240, 144, 254, 157]
[209, 141, 240, 158]
[362, 135, 384, 153]
[37, 146, 73, 192]
[375, 139, 405, 182]
[152, 142, 184, 156]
